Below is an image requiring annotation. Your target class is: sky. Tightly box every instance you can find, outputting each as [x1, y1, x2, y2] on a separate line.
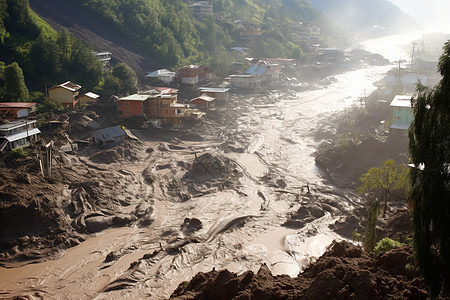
[389, 0, 450, 31]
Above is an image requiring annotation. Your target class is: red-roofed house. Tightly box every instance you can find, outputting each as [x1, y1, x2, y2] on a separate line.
[48, 81, 82, 108]
[0, 102, 37, 119]
[190, 93, 215, 110]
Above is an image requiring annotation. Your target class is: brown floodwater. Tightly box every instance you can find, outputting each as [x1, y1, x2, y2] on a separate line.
[0, 33, 423, 299]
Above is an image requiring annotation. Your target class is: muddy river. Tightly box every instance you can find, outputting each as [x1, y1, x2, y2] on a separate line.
[0, 34, 420, 299]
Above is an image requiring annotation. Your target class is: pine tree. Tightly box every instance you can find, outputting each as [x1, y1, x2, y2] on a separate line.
[409, 40, 450, 298]
[0, 62, 29, 102]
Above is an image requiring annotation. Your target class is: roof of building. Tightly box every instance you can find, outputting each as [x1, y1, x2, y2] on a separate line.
[48, 81, 82, 92]
[0, 102, 37, 109]
[390, 123, 410, 130]
[390, 95, 412, 108]
[191, 93, 215, 102]
[198, 87, 230, 93]
[118, 94, 149, 102]
[146, 69, 175, 78]
[0, 119, 37, 131]
[92, 126, 125, 142]
[80, 92, 100, 99]
[5, 128, 41, 142]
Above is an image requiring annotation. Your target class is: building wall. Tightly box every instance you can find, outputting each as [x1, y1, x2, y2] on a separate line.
[393, 107, 413, 126]
[49, 88, 77, 105]
[120, 100, 144, 118]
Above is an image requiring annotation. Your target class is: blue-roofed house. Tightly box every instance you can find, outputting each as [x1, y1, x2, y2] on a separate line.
[245, 60, 280, 83]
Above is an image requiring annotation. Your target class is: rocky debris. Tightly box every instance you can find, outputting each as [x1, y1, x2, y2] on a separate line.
[171, 241, 428, 300]
[181, 218, 203, 235]
[181, 153, 243, 196]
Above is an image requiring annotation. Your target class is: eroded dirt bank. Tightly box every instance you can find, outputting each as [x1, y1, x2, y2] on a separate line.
[171, 241, 428, 299]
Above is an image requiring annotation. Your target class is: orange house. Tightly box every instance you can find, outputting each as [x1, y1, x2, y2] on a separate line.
[119, 88, 187, 125]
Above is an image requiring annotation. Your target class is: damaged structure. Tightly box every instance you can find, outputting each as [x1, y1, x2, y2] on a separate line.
[0, 119, 41, 152]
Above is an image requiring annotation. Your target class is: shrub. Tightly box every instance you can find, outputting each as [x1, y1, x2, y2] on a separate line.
[9, 148, 28, 159]
[374, 238, 404, 255]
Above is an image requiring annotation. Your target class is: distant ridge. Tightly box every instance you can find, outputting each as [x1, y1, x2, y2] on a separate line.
[309, 0, 420, 36]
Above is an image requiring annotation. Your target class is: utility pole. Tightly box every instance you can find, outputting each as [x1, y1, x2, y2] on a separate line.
[411, 41, 416, 68]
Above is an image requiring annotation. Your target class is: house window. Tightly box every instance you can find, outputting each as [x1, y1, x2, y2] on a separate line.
[153, 109, 157, 115]
[124, 102, 130, 107]
[394, 115, 401, 120]
[125, 110, 130, 116]
[165, 109, 169, 115]
[17, 138, 26, 146]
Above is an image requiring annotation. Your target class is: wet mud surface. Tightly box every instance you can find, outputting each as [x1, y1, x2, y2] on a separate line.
[0, 52, 414, 298]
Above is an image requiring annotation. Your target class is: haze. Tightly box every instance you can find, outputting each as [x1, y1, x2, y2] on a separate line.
[389, 0, 450, 31]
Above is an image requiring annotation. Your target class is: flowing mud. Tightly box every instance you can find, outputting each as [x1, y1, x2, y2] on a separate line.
[1, 37, 420, 299]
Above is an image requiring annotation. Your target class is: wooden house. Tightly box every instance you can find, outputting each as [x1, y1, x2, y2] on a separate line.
[0, 102, 37, 119]
[190, 93, 215, 110]
[177, 65, 215, 85]
[48, 81, 82, 108]
[78, 92, 100, 106]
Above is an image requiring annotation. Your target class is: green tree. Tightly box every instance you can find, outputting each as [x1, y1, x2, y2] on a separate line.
[409, 40, 450, 298]
[112, 62, 137, 96]
[0, 62, 29, 101]
[358, 159, 411, 216]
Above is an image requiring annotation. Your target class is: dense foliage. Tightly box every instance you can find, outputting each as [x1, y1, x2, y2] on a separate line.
[75, 0, 329, 69]
[409, 41, 450, 298]
[0, 0, 103, 100]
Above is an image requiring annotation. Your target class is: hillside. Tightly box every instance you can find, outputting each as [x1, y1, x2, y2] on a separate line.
[309, 0, 419, 36]
[29, 0, 158, 78]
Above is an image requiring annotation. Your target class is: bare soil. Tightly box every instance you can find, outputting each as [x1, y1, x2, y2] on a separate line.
[171, 241, 428, 299]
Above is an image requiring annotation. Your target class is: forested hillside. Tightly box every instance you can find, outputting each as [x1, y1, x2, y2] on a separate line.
[74, 0, 334, 71]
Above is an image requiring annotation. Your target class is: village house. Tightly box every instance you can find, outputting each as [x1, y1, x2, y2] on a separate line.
[77, 92, 100, 106]
[92, 126, 125, 148]
[0, 119, 41, 152]
[177, 65, 215, 85]
[188, 1, 213, 19]
[92, 51, 112, 67]
[118, 88, 189, 126]
[190, 93, 215, 110]
[146, 69, 176, 86]
[48, 81, 82, 108]
[198, 87, 230, 103]
[383, 71, 427, 95]
[245, 60, 281, 83]
[0, 102, 37, 119]
[390, 95, 413, 136]
[229, 74, 262, 90]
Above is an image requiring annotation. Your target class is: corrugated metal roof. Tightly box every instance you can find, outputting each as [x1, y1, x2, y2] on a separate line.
[92, 126, 125, 142]
[119, 94, 149, 102]
[48, 81, 81, 92]
[6, 128, 41, 142]
[198, 87, 230, 93]
[0, 102, 37, 109]
[390, 95, 412, 108]
[83, 92, 100, 99]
